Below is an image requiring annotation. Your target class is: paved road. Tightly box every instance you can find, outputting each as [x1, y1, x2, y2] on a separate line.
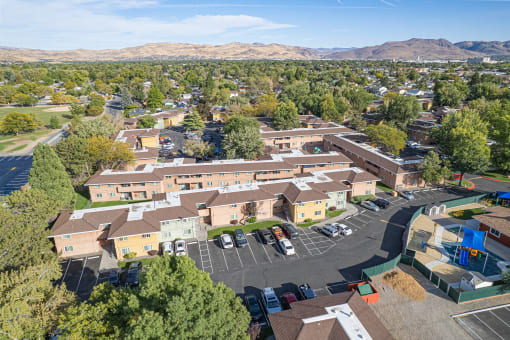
[465, 173, 510, 193]
[454, 304, 510, 340]
[104, 95, 123, 118]
[187, 187, 467, 299]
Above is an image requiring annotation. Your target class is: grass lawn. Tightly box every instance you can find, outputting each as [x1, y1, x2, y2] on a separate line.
[445, 179, 474, 188]
[297, 221, 320, 228]
[7, 144, 28, 152]
[483, 171, 510, 181]
[118, 257, 158, 269]
[90, 199, 151, 208]
[449, 207, 488, 220]
[327, 209, 346, 218]
[376, 182, 394, 192]
[0, 141, 15, 151]
[0, 105, 72, 126]
[74, 191, 90, 210]
[207, 220, 282, 239]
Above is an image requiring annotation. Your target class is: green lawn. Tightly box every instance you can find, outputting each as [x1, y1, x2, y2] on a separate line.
[207, 220, 282, 239]
[376, 182, 394, 192]
[118, 257, 158, 269]
[74, 191, 90, 210]
[297, 221, 320, 228]
[0, 141, 15, 151]
[483, 171, 510, 181]
[7, 144, 28, 152]
[449, 207, 488, 220]
[327, 209, 346, 218]
[350, 194, 376, 204]
[0, 106, 72, 126]
[90, 199, 151, 208]
[445, 179, 474, 188]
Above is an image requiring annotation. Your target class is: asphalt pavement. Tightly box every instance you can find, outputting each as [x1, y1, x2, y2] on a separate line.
[0, 155, 32, 196]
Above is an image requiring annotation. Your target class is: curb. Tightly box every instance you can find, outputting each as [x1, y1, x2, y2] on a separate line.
[466, 182, 476, 190]
[481, 176, 510, 183]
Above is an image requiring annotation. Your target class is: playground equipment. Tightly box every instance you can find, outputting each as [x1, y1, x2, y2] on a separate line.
[453, 227, 489, 274]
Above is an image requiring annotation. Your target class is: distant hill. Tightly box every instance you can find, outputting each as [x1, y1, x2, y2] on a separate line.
[311, 47, 355, 57]
[327, 38, 484, 60]
[455, 40, 510, 56]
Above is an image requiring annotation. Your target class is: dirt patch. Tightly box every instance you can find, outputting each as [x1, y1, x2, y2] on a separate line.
[383, 270, 426, 301]
[43, 105, 69, 112]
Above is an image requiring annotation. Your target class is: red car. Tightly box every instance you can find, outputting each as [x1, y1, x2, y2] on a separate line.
[272, 226, 286, 241]
[281, 292, 298, 309]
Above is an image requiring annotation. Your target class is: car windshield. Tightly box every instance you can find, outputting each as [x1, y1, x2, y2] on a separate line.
[268, 300, 280, 308]
[286, 245, 293, 250]
[237, 234, 246, 241]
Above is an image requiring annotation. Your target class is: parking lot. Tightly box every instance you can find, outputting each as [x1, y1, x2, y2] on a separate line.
[59, 255, 103, 300]
[0, 156, 32, 196]
[453, 304, 510, 340]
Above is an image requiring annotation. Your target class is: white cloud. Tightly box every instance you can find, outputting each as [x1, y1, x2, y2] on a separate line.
[0, 0, 294, 49]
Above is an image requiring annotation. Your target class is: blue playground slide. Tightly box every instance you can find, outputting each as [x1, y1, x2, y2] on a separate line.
[459, 249, 469, 266]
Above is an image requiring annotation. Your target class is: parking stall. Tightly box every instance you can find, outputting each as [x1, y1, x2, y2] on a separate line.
[75, 255, 102, 300]
[454, 305, 510, 340]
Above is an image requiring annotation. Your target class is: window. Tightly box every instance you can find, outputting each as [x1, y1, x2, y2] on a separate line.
[247, 172, 252, 175]
[234, 180, 240, 185]
[167, 184, 173, 188]
[152, 190, 158, 194]
[286, 170, 291, 173]
[143, 244, 152, 252]
[298, 203, 305, 207]
[230, 204, 237, 208]
[151, 182, 158, 186]
[316, 201, 322, 204]
[138, 183, 146, 187]
[219, 173, 224, 176]
[121, 184, 130, 187]
[96, 193, 103, 198]
[108, 184, 114, 188]
[161, 220, 171, 226]
[110, 193, 116, 197]
[121, 248, 130, 255]
[207, 174, 212, 177]
[142, 233, 151, 238]
[64, 246, 74, 252]
[365, 190, 372, 195]
[119, 236, 128, 241]
[314, 210, 322, 216]
[219, 181, 225, 186]
[179, 184, 186, 190]
[298, 213, 305, 218]
[163, 231, 171, 238]
[490, 228, 501, 238]
[247, 180, 253, 184]
[367, 181, 372, 185]
[62, 234, 71, 239]
[94, 185, 101, 188]
[196, 203, 206, 209]
[184, 229, 192, 235]
[235, 172, 240, 176]
[231, 214, 238, 219]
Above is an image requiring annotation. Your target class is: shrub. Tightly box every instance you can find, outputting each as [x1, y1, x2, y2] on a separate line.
[329, 206, 337, 211]
[304, 218, 312, 223]
[49, 115, 61, 129]
[124, 252, 137, 259]
[148, 250, 158, 256]
[350, 194, 376, 204]
[230, 219, 238, 225]
[247, 217, 257, 223]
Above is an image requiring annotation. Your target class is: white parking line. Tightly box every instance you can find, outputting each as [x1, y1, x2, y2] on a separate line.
[489, 310, 510, 328]
[457, 318, 484, 340]
[260, 243, 273, 264]
[75, 257, 88, 293]
[221, 248, 229, 271]
[199, 241, 213, 273]
[234, 247, 244, 267]
[61, 260, 71, 282]
[246, 239, 258, 265]
[473, 314, 505, 340]
[298, 238, 313, 256]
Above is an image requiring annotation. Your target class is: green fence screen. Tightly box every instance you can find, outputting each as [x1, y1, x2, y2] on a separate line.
[400, 254, 413, 265]
[458, 284, 510, 303]
[412, 258, 431, 278]
[439, 279, 449, 293]
[362, 254, 402, 280]
[431, 272, 440, 285]
[448, 287, 460, 303]
[442, 194, 486, 209]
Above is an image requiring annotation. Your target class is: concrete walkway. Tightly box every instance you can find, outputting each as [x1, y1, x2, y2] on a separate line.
[99, 247, 119, 270]
[425, 225, 452, 269]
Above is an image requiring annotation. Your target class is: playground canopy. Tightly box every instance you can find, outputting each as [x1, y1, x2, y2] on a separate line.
[461, 228, 486, 252]
[496, 191, 510, 199]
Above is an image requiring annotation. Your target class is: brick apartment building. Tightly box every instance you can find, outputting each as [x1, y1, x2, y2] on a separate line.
[474, 207, 510, 248]
[113, 128, 160, 170]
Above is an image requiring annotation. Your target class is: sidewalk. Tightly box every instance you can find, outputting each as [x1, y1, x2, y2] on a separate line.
[308, 203, 360, 230]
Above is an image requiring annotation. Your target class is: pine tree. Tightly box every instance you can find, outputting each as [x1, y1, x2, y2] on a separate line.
[120, 87, 133, 109]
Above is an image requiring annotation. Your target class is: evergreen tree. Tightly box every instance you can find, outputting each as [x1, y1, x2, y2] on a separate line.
[120, 86, 133, 109]
[273, 101, 300, 131]
[29, 143, 75, 207]
[182, 112, 205, 131]
[147, 86, 164, 109]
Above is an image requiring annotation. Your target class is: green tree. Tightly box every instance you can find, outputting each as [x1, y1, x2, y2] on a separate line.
[29, 143, 75, 207]
[59, 256, 250, 339]
[132, 82, 145, 102]
[419, 151, 449, 185]
[0, 111, 40, 135]
[223, 125, 264, 159]
[182, 112, 205, 131]
[490, 108, 510, 174]
[183, 139, 214, 158]
[224, 114, 259, 134]
[49, 115, 61, 129]
[433, 81, 468, 108]
[470, 82, 501, 101]
[382, 95, 421, 131]
[319, 93, 342, 123]
[12, 92, 38, 106]
[433, 109, 490, 185]
[87, 93, 105, 116]
[273, 101, 300, 131]
[69, 102, 86, 116]
[147, 86, 164, 109]
[120, 86, 133, 109]
[85, 136, 134, 171]
[137, 115, 157, 129]
[365, 124, 407, 156]
[73, 115, 119, 139]
[349, 112, 367, 132]
[256, 94, 278, 117]
[55, 134, 90, 180]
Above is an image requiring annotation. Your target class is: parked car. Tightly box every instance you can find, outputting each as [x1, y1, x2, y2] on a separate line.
[373, 198, 390, 209]
[261, 287, 282, 314]
[175, 240, 187, 256]
[278, 239, 296, 255]
[126, 267, 139, 287]
[361, 200, 380, 212]
[271, 226, 286, 241]
[108, 270, 119, 286]
[334, 223, 352, 236]
[220, 234, 234, 249]
[244, 294, 263, 321]
[319, 224, 339, 238]
[258, 229, 276, 245]
[281, 223, 299, 239]
[298, 283, 316, 300]
[233, 229, 248, 248]
[161, 241, 174, 255]
[399, 191, 415, 200]
[281, 292, 298, 309]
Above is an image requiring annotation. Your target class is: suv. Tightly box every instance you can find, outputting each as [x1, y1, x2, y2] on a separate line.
[319, 224, 339, 238]
[373, 198, 390, 209]
[399, 191, 415, 200]
[233, 229, 248, 248]
[175, 240, 187, 256]
[271, 226, 286, 241]
[258, 229, 276, 245]
[281, 223, 299, 239]
[361, 200, 380, 212]
[126, 263, 140, 287]
[298, 283, 316, 300]
[261, 287, 282, 314]
[108, 270, 119, 286]
[278, 239, 295, 255]
[244, 294, 263, 321]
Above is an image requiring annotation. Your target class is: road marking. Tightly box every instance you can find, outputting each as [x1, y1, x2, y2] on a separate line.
[220, 247, 229, 272]
[61, 260, 71, 283]
[88, 255, 100, 259]
[75, 257, 88, 293]
[246, 239, 258, 265]
[456, 318, 484, 340]
[234, 246, 244, 267]
[489, 310, 510, 328]
[298, 238, 313, 256]
[261, 243, 273, 264]
[473, 314, 505, 340]
[380, 220, 406, 228]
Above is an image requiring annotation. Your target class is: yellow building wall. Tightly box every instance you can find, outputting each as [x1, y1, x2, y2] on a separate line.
[289, 200, 326, 223]
[140, 136, 159, 148]
[113, 233, 159, 259]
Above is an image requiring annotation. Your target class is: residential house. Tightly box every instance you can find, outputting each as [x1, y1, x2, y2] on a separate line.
[474, 207, 510, 248]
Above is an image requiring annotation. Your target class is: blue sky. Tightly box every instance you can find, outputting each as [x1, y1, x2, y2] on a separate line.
[0, 0, 509, 50]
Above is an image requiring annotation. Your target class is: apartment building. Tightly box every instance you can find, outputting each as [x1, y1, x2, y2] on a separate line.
[85, 151, 353, 202]
[113, 128, 160, 170]
[51, 168, 377, 258]
[124, 110, 186, 129]
[324, 133, 424, 190]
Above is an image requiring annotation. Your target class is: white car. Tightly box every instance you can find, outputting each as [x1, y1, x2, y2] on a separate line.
[220, 234, 234, 249]
[320, 225, 339, 238]
[334, 223, 352, 236]
[161, 241, 174, 255]
[278, 239, 295, 255]
[175, 240, 187, 256]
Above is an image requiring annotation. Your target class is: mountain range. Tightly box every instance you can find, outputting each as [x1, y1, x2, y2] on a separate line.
[0, 39, 508, 62]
